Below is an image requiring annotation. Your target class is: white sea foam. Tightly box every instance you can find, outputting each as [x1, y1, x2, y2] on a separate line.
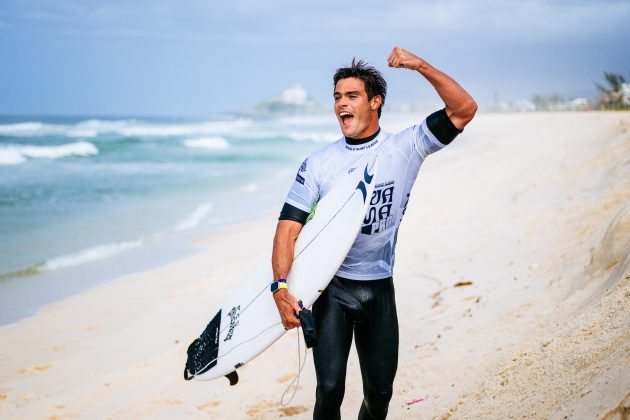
[276, 115, 336, 126]
[286, 132, 339, 143]
[174, 202, 213, 231]
[0, 118, 252, 138]
[118, 120, 251, 137]
[0, 149, 27, 165]
[0, 122, 45, 133]
[237, 130, 339, 143]
[66, 129, 99, 138]
[0, 122, 62, 136]
[0, 141, 98, 165]
[182, 137, 230, 150]
[40, 240, 142, 271]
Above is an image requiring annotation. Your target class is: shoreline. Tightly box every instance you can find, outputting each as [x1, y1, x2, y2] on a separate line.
[0, 112, 628, 418]
[0, 206, 283, 327]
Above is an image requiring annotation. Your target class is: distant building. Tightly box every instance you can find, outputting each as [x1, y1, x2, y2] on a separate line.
[568, 98, 589, 111]
[514, 99, 536, 112]
[622, 83, 630, 105]
[254, 84, 322, 114]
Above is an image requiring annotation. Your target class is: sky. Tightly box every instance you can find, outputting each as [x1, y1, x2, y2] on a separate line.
[0, 0, 629, 116]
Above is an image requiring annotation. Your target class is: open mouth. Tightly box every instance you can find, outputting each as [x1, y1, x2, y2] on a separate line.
[339, 111, 354, 125]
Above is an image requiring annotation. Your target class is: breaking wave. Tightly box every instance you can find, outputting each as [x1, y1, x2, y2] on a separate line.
[182, 137, 230, 150]
[0, 118, 252, 138]
[0, 141, 98, 165]
[174, 202, 214, 231]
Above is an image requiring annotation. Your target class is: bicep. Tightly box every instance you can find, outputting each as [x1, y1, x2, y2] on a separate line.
[274, 220, 304, 245]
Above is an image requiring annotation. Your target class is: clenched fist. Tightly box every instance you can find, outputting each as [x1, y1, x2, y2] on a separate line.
[387, 46, 424, 71]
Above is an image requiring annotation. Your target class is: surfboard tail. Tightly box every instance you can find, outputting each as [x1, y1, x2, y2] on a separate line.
[184, 310, 222, 380]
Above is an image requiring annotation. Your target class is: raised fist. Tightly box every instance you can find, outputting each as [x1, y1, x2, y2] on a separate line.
[387, 46, 423, 71]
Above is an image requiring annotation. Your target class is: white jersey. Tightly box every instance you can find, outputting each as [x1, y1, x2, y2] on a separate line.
[282, 118, 449, 280]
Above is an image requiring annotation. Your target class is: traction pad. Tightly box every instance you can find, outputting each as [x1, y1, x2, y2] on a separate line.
[184, 310, 221, 380]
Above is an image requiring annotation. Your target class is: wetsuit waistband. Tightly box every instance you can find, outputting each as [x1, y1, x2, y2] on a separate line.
[334, 275, 393, 283]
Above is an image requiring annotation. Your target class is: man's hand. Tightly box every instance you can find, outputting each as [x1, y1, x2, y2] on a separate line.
[387, 45, 477, 130]
[273, 288, 302, 330]
[387, 46, 424, 71]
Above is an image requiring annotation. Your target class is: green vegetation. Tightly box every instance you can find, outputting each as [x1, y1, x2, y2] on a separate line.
[594, 72, 630, 110]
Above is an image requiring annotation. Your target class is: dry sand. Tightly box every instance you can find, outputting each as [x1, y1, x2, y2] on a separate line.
[0, 112, 628, 419]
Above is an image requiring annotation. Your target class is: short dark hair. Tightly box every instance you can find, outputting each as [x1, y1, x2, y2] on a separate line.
[334, 58, 387, 118]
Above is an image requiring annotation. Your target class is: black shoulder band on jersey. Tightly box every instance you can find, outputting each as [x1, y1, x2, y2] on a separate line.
[279, 202, 309, 224]
[426, 108, 462, 145]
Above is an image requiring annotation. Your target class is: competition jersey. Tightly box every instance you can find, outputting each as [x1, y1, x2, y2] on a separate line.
[280, 109, 460, 280]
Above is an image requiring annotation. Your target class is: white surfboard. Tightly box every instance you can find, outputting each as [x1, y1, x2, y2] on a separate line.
[184, 154, 378, 385]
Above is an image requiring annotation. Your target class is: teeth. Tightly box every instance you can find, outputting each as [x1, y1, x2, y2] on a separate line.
[340, 112, 352, 117]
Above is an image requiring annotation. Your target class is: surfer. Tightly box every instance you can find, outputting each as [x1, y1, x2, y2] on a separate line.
[271, 46, 476, 419]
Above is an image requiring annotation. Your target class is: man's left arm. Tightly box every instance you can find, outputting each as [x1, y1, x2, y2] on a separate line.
[387, 46, 477, 130]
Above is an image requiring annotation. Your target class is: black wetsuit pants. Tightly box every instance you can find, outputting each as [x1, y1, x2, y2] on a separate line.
[312, 276, 399, 420]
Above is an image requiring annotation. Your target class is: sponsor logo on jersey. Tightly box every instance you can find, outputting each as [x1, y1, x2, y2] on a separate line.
[299, 158, 308, 172]
[224, 305, 241, 341]
[348, 167, 357, 174]
[295, 173, 305, 184]
[361, 181, 395, 235]
[345, 139, 379, 151]
[355, 165, 375, 202]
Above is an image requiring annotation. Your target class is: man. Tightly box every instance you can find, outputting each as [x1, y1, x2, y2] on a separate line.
[271, 47, 476, 419]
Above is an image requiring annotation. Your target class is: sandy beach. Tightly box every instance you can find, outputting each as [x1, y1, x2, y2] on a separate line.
[0, 112, 628, 419]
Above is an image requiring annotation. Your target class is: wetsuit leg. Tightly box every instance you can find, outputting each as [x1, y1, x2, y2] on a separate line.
[312, 279, 354, 420]
[354, 278, 399, 420]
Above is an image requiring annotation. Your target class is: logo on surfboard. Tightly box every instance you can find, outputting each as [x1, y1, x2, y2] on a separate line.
[224, 305, 241, 341]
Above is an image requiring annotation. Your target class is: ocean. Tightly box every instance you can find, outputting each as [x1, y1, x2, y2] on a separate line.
[0, 114, 341, 324]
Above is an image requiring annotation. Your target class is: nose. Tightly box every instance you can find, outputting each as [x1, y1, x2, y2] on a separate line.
[337, 96, 350, 109]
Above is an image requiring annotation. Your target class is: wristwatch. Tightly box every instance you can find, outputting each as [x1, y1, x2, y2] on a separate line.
[270, 278, 288, 293]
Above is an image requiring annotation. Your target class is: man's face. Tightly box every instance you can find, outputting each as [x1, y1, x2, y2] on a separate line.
[334, 77, 381, 139]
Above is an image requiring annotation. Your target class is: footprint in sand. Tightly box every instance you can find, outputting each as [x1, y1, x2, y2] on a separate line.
[247, 400, 307, 417]
[197, 400, 222, 413]
[19, 364, 53, 376]
[84, 326, 103, 332]
[135, 362, 150, 370]
[160, 399, 184, 405]
[46, 403, 80, 419]
[19, 392, 35, 401]
[246, 400, 279, 417]
[276, 373, 294, 383]
[278, 405, 308, 416]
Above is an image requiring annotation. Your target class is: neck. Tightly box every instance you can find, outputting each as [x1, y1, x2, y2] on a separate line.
[345, 127, 380, 145]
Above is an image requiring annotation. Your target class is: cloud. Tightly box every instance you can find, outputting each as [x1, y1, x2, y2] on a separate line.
[314, 0, 630, 44]
[8, 0, 628, 47]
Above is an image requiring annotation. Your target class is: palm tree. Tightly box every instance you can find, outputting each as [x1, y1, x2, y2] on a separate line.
[594, 72, 629, 109]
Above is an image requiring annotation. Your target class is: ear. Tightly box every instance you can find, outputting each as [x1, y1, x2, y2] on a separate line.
[370, 95, 382, 111]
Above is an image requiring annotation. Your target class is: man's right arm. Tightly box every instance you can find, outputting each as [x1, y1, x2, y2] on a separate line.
[272, 220, 303, 330]
[387, 46, 477, 130]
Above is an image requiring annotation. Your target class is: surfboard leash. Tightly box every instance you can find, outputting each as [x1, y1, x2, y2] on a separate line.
[280, 326, 309, 407]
